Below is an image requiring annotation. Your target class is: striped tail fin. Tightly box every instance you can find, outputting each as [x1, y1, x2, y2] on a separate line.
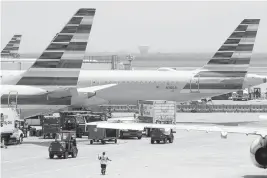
[183, 19, 260, 92]
[203, 19, 260, 72]
[1, 34, 21, 58]
[16, 8, 96, 88]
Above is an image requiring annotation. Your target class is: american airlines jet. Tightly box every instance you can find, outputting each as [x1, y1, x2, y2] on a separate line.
[1, 17, 264, 118]
[1, 8, 99, 118]
[74, 19, 263, 105]
[1, 34, 22, 58]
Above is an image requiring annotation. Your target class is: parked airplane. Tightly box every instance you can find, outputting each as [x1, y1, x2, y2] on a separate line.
[1, 18, 264, 117]
[1, 8, 101, 118]
[1, 34, 21, 58]
[74, 19, 263, 105]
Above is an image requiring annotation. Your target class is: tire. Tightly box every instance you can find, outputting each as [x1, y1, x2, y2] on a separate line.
[90, 140, 93, 144]
[114, 139, 117, 144]
[49, 153, 54, 159]
[163, 138, 167, 144]
[137, 136, 142, 140]
[120, 131, 124, 139]
[64, 152, 68, 159]
[156, 140, 160, 144]
[17, 135, 23, 144]
[101, 140, 105, 144]
[169, 138, 173, 143]
[151, 140, 154, 144]
[57, 155, 62, 158]
[71, 149, 77, 158]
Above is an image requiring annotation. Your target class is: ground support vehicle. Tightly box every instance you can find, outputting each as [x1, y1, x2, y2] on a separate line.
[232, 89, 249, 101]
[42, 115, 61, 139]
[119, 129, 143, 139]
[138, 100, 176, 137]
[88, 125, 119, 144]
[1, 108, 24, 146]
[150, 128, 175, 144]
[48, 131, 78, 159]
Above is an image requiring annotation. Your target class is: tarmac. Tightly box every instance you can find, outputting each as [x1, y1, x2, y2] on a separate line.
[2, 113, 267, 178]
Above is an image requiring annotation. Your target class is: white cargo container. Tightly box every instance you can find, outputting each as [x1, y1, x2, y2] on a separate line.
[137, 100, 176, 124]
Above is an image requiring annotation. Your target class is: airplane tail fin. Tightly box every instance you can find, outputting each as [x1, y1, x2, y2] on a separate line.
[202, 19, 260, 72]
[16, 8, 96, 87]
[183, 19, 260, 92]
[1, 34, 22, 58]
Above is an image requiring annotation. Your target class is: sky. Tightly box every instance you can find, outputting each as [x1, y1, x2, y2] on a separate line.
[1, 1, 267, 54]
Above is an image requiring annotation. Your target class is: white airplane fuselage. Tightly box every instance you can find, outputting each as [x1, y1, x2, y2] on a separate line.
[1, 69, 265, 119]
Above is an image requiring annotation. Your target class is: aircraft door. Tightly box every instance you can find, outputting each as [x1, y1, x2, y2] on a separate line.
[190, 74, 200, 93]
[8, 91, 18, 109]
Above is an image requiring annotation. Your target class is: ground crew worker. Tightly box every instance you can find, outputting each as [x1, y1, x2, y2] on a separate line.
[98, 152, 111, 175]
[1, 138, 7, 149]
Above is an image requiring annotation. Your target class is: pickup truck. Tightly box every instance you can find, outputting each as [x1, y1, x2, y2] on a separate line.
[120, 129, 142, 139]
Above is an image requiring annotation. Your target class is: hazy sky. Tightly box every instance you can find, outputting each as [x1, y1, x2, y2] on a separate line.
[1, 1, 267, 54]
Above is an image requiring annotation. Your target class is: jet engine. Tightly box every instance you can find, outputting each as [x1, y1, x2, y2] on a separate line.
[250, 137, 267, 169]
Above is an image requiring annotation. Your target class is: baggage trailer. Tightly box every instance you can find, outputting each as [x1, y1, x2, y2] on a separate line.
[88, 125, 119, 144]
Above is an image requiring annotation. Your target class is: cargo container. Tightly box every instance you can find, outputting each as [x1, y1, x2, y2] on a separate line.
[88, 125, 119, 144]
[42, 115, 61, 139]
[138, 100, 176, 124]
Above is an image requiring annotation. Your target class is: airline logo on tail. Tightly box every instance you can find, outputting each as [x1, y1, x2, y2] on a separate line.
[182, 19, 260, 92]
[16, 8, 96, 87]
[1, 34, 22, 58]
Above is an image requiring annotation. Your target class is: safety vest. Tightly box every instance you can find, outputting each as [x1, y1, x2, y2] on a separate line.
[99, 156, 108, 165]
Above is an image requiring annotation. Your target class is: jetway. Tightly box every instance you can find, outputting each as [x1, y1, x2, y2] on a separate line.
[1, 55, 120, 70]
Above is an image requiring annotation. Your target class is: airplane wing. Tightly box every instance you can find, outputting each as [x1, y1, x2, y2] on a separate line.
[77, 84, 117, 96]
[86, 115, 267, 138]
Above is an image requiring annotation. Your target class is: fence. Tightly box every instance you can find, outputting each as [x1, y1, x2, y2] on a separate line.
[177, 104, 267, 113]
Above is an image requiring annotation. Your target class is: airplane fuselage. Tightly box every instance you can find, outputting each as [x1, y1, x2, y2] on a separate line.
[1, 68, 266, 119]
